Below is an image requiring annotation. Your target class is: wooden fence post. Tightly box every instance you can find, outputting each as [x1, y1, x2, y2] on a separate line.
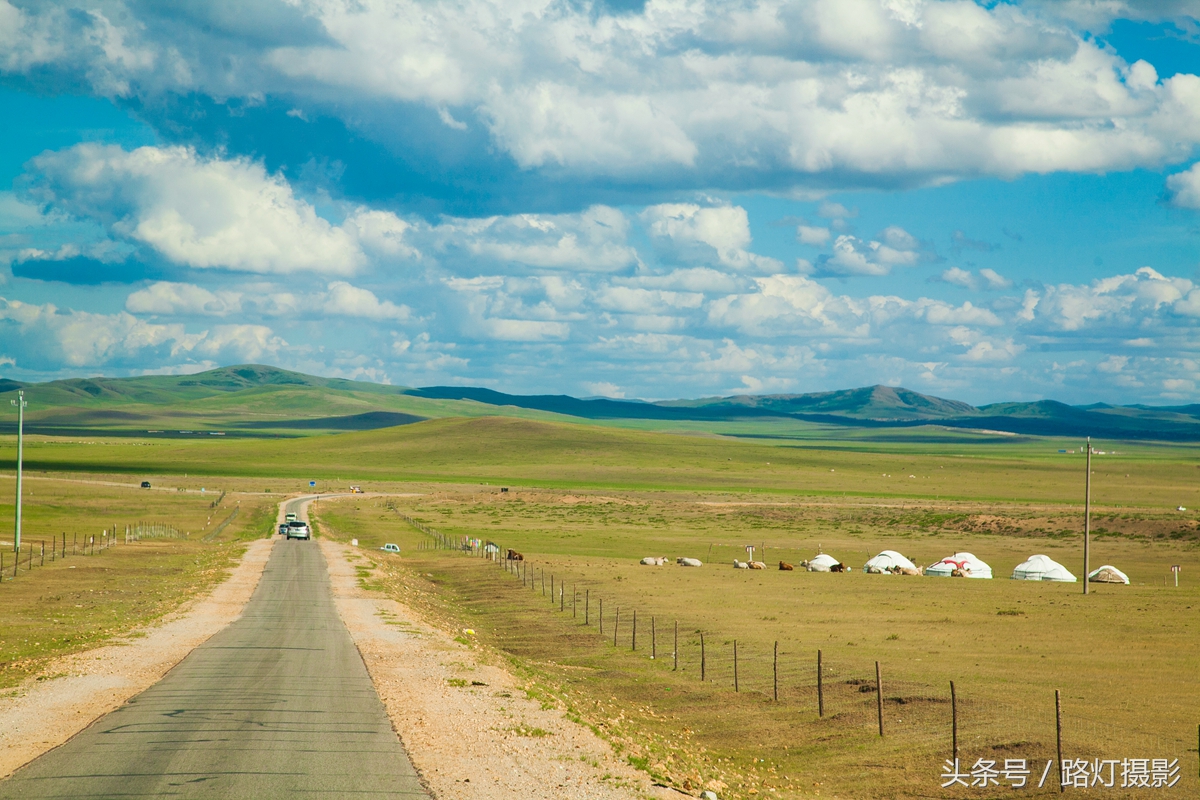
[673, 621, 678, 671]
[773, 641, 778, 701]
[585, 590, 590, 625]
[651, 617, 656, 659]
[734, 640, 739, 692]
[876, 661, 884, 737]
[700, 633, 706, 682]
[1055, 689, 1064, 793]
[632, 610, 637, 651]
[613, 608, 619, 647]
[573, 585, 577, 618]
[560, 584, 564, 612]
[817, 649, 824, 718]
[599, 598, 603, 635]
[542, 571, 546, 596]
[951, 681, 958, 763]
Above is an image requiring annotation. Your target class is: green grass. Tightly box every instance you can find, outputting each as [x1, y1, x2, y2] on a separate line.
[314, 488, 1199, 799]
[3, 414, 1198, 796]
[4, 416, 1200, 508]
[0, 475, 278, 689]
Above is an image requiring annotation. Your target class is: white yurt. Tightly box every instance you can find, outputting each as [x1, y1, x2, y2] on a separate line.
[863, 550, 919, 574]
[925, 552, 994, 579]
[807, 553, 842, 572]
[1088, 565, 1130, 584]
[1012, 554, 1077, 582]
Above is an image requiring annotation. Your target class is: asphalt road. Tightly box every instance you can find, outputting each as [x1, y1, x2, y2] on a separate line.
[0, 498, 428, 798]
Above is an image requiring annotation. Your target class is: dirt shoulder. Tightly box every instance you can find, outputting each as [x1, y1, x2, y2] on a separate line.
[321, 539, 674, 800]
[0, 534, 276, 778]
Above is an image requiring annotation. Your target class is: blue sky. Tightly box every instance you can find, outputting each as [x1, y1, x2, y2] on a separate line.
[4, 2, 1200, 405]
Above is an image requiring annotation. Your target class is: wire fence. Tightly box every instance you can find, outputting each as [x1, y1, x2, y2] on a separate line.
[395, 512, 1196, 794]
[0, 521, 189, 583]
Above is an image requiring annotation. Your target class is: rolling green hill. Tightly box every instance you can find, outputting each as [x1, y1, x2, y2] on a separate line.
[1, 364, 1199, 441]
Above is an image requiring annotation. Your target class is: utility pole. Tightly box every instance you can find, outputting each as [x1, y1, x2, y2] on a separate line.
[1083, 436, 1091, 595]
[11, 390, 26, 553]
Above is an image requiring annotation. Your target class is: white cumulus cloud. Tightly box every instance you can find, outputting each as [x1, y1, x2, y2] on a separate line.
[25, 144, 365, 275]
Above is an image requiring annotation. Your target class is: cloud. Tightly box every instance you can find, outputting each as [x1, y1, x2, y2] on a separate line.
[641, 203, 782, 273]
[323, 281, 410, 321]
[126, 281, 243, 316]
[8, 1, 1198, 196]
[429, 205, 637, 273]
[24, 144, 365, 275]
[0, 294, 284, 370]
[1166, 162, 1200, 208]
[812, 226, 924, 277]
[797, 224, 831, 246]
[936, 266, 1012, 290]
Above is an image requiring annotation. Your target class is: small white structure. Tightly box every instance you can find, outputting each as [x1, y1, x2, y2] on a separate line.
[1012, 554, 1077, 582]
[1088, 565, 1130, 584]
[807, 553, 841, 572]
[677, 557, 703, 567]
[925, 552, 993, 579]
[863, 550, 919, 574]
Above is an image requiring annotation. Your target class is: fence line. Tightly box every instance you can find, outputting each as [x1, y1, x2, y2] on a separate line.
[389, 510, 1195, 788]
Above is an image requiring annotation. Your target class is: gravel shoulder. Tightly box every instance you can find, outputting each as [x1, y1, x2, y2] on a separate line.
[321, 539, 674, 800]
[0, 535, 276, 778]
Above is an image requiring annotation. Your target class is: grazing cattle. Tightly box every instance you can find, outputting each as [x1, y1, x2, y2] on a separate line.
[829, 562, 848, 573]
[894, 566, 921, 576]
[507, 549, 524, 561]
[733, 559, 750, 569]
[640, 556, 668, 566]
[779, 561, 794, 571]
[677, 557, 703, 567]
[748, 561, 766, 570]
[798, 559, 810, 569]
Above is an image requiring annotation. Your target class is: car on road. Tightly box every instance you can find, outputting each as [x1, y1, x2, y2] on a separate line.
[285, 513, 298, 523]
[278, 523, 289, 535]
[350, 485, 364, 493]
[285, 521, 311, 540]
[140, 481, 151, 488]
[380, 543, 400, 553]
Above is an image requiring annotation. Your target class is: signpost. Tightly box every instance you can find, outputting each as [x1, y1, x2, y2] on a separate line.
[310, 481, 316, 488]
[10, 390, 26, 553]
[1172, 565, 1181, 588]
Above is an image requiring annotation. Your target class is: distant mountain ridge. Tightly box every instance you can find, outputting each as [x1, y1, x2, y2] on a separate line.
[2, 364, 1200, 441]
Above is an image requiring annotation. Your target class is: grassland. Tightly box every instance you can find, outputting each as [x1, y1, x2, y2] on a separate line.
[3, 416, 1200, 509]
[0, 475, 277, 689]
[2, 414, 1198, 796]
[311, 480, 1199, 798]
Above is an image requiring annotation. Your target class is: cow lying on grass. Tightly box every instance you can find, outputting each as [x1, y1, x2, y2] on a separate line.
[748, 561, 766, 569]
[507, 549, 524, 561]
[640, 556, 668, 565]
[779, 561, 794, 570]
[734, 559, 750, 569]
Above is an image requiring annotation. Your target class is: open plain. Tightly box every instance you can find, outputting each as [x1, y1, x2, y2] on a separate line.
[0, 408, 1197, 798]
